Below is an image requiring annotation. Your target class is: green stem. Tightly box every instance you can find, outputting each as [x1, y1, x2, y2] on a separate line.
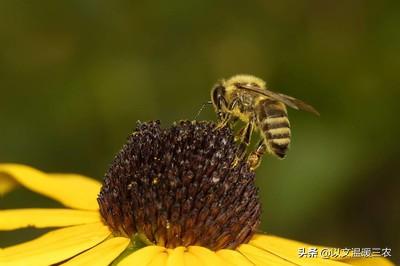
[110, 234, 149, 265]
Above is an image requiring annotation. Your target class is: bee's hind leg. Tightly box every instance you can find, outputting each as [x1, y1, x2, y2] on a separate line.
[248, 139, 267, 170]
[231, 118, 254, 167]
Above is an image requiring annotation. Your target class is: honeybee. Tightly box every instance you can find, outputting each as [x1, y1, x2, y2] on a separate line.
[210, 74, 319, 169]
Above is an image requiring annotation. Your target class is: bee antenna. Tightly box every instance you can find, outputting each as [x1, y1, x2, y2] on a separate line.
[193, 101, 212, 120]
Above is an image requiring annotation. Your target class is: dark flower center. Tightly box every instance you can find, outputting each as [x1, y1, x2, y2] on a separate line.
[98, 120, 261, 250]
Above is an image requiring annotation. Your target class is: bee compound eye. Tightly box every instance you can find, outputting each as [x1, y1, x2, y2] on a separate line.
[212, 85, 226, 109]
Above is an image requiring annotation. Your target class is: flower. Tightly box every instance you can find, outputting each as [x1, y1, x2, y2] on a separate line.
[0, 121, 394, 266]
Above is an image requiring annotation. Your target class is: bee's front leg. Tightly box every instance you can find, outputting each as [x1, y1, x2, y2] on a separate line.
[214, 112, 232, 130]
[215, 98, 239, 130]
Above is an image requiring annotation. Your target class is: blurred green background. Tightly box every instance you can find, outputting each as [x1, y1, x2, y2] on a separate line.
[0, 0, 399, 263]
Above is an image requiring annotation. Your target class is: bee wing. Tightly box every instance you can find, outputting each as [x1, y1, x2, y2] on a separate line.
[275, 93, 320, 116]
[237, 84, 320, 116]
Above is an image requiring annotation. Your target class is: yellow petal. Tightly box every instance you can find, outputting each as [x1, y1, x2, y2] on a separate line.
[61, 237, 130, 266]
[148, 251, 168, 266]
[238, 244, 297, 266]
[0, 164, 101, 210]
[2, 222, 111, 266]
[216, 249, 254, 266]
[0, 174, 17, 196]
[166, 247, 185, 266]
[118, 246, 166, 266]
[343, 257, 395, 266]
[0, 209, 101, 230]
[183, 251, 203, 266]
[248, 234, 351, 266]
[188, 246, 226, 266]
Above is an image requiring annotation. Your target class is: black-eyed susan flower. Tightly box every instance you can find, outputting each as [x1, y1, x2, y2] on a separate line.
[0, 121, 394, 266]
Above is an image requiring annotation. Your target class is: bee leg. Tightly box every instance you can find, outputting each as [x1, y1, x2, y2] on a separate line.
[232, 118, 255, 167]
[235, 117, 254, 145]
[214, 113, 232, 130]
[247, 140, 267, 170]
[229, 117, 239, 128]
[215, 98, 239, 130]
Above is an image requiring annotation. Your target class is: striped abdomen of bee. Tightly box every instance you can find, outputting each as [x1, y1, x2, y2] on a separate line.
[256, 98, 291, 158]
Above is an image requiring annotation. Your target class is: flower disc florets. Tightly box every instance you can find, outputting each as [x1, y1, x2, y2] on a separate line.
[98, 120, 261, 250]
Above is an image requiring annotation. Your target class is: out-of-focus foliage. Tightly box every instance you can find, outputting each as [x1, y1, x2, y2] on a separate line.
[0, 0, 399, 263]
